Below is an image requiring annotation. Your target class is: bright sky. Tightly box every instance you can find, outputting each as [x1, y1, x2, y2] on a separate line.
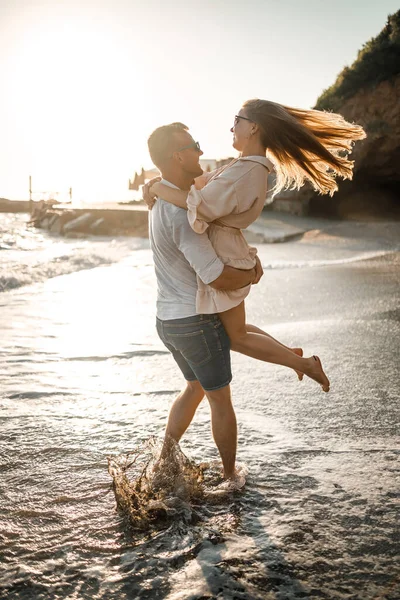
[1, 0, 398, 203]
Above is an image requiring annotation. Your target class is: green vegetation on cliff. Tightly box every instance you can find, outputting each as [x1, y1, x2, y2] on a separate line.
[315, 10, 400, 111]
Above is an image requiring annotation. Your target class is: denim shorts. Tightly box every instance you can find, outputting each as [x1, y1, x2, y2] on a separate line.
[156, 314, 232, 391]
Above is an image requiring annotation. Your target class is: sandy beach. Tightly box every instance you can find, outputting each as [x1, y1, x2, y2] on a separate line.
[0, 213, 399, 599]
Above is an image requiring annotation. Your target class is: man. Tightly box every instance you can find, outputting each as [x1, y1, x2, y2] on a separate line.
[145, 122, 263, 484]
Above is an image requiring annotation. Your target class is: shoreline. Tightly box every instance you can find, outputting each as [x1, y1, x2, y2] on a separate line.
[2, 197, 400, 243]
[0, 199, 31, 212]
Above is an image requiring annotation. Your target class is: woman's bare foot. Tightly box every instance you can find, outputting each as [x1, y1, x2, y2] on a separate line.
[292, 348, 304, 381]
[304, 355, 330, 392]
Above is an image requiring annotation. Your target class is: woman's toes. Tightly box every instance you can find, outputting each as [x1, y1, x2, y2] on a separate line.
[313, 355, 330, 392]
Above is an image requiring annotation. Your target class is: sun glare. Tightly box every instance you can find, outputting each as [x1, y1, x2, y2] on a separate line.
[7, 15, 149, 202]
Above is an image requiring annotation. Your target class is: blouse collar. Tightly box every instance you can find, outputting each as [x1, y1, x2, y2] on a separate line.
[239, 155, 274, 172]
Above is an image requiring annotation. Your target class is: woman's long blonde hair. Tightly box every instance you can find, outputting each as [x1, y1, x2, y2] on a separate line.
[242, 99, 366, 196]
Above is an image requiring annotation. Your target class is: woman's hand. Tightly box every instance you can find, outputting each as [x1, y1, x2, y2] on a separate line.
[142, 176, 161, 210]
[194, 172, 210, 190]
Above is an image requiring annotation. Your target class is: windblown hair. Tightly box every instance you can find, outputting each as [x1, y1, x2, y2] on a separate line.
[147, 122, 188, 168]
[242, 99, 366, 196]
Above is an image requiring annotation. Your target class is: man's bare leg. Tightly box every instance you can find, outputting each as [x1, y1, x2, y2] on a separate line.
[205, 384, 237, 479]
[160, 380, 205, 460]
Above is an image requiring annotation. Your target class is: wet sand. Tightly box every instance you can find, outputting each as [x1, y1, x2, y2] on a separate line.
[1, 222, 399, 599]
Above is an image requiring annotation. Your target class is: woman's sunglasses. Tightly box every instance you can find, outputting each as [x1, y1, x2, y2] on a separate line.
[234, 115, 254, 127]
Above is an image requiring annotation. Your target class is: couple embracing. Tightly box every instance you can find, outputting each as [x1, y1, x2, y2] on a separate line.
[144, 98, 365, 488]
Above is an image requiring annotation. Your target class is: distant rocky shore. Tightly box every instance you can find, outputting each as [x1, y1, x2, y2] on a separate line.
[0, 199, 149, 238]
[0, 199, 31, 213]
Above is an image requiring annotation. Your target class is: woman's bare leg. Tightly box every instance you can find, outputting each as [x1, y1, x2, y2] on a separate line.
[220, 302, 330, 392]
[246, 323, 304, 380]
[246, 323, 294, 350]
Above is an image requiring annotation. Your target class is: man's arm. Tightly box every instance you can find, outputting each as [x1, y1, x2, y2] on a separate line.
[171, 209, 263, 291]
[171, 208, 226, 285]
[210, 256, 263, 290]
[210, 265, 256, 290]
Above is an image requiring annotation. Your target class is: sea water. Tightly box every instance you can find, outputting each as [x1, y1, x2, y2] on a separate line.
[1, 212, 399, 599]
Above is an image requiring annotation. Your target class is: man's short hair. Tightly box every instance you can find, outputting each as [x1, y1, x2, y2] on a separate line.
[147, 122, 188, 168]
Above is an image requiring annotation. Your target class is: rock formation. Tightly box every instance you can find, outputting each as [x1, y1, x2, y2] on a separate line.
[271, 10, 400, 218]
[29, 201, 149, 238]
[309, 73, 400, 218]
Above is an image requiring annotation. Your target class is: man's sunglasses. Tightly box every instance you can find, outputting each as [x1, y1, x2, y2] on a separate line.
[175, 141, 202, 153]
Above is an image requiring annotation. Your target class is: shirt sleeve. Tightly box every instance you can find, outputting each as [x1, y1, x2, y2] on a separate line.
[171, 208, 224, 285]
[234, 163, 269, 213]
[186, 166, 242, 233]
[186, 161, 260, 233]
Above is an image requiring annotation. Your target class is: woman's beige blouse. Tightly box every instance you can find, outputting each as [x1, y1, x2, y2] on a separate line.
[186, 156, 273, 314]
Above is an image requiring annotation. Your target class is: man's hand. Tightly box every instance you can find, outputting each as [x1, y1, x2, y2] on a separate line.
[142, 176, 161, 210]
[252, 255, 264, 284]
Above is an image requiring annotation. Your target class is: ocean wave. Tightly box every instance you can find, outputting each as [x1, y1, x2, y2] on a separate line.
[0, 212, 151, 292]
[261, 250, 392, 269]
[0, 250, 124, 293]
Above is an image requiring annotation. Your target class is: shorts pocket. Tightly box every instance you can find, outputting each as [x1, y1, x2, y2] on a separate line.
[168, 330, 212, 367]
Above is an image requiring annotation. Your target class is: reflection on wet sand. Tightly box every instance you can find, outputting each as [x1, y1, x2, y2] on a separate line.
[1, 219, 399, 599]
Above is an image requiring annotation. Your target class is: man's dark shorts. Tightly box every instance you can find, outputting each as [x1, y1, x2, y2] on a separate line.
[156, 314, 232, 391]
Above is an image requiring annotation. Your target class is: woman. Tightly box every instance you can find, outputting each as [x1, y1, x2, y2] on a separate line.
[145, 99, 366, 392]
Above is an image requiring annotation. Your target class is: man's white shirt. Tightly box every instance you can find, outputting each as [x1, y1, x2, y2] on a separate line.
[149, 179, 224, 320]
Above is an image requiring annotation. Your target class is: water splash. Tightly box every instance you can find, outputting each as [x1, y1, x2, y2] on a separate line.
[108, 438, 207, 530]
[108, 438, 248, 531]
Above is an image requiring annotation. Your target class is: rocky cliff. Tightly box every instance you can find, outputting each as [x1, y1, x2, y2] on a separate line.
[309, 73, 400, 218]
[272, 11, 400, 218]
[341, 75, 400, 183]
